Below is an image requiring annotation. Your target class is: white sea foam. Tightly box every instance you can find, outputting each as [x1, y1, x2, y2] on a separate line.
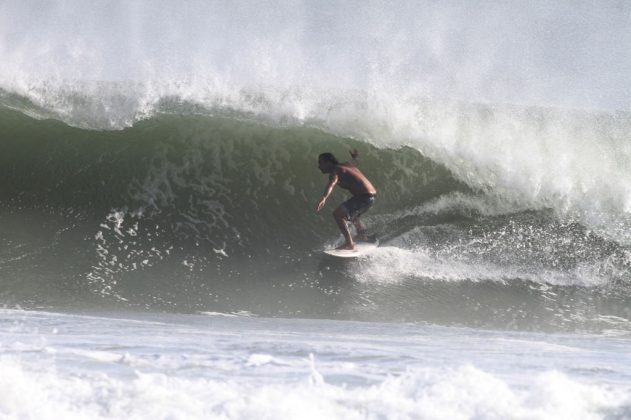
[2, 2, 629, 112]
[353, 244, 611, 287]
[2, 310, 630, 419]
[0, 358, 628, 420]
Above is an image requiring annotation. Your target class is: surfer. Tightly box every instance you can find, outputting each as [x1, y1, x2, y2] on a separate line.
[316, 149, 377, 250]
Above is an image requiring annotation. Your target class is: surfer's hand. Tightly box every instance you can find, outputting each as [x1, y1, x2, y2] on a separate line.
[349, 148, 359, 160]
[316, 198, 326, 212]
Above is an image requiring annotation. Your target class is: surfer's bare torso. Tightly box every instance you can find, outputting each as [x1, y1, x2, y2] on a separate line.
[328, 163, 377, 197]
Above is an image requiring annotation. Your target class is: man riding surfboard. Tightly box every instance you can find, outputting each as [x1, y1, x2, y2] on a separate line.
[316, 149, 377, 250]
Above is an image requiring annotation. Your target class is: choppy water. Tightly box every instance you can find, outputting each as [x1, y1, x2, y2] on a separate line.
[2, 309, 631, 419]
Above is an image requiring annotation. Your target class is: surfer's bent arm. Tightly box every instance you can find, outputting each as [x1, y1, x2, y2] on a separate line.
[349, 148, 359, 166]
[315, 174, 338, 212]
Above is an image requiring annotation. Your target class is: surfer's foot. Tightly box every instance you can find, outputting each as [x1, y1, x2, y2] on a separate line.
[335, 242, 356, 251]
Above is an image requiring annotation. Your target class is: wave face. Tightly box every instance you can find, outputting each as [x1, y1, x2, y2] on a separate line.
[1, 104, 631, 333]
[1, 1, 631, 332]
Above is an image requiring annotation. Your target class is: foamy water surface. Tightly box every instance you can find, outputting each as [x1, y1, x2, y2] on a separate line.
[1, 309, 630, 419]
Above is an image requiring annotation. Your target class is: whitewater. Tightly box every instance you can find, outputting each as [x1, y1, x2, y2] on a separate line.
[1, 1, 631, 418]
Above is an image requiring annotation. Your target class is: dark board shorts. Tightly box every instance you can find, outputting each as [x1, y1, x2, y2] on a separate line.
[341, 194, 375, 220]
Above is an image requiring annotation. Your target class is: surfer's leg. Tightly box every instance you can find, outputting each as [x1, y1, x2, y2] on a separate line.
[352, 217, 369, 241]
[349, 195, 375, 242]
[333, 206, 355, 250]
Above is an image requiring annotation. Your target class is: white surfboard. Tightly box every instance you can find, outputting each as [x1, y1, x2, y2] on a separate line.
[323, 240, 379, 258]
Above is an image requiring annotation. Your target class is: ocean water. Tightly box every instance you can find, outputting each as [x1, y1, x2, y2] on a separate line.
[2, 309, 631, 419]
[1, 1, 631, 418]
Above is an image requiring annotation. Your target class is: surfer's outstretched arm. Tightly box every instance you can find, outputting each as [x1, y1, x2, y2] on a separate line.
[315, 174, 339, 212]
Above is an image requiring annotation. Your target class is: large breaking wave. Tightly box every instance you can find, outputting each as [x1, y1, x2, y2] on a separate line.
[1, 1, 631, 332]
[1, 96, 630, 333]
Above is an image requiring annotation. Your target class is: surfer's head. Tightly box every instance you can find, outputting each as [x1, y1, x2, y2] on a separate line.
[318, 153, 338, 173]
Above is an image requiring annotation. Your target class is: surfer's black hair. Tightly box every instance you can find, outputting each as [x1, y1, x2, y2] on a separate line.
[318, 152, 339, 165]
